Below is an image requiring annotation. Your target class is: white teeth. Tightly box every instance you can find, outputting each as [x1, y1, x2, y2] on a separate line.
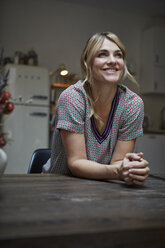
[104, 68, 117, 72]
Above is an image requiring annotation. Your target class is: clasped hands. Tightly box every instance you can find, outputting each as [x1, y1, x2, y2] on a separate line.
[120, 152, 150, 185]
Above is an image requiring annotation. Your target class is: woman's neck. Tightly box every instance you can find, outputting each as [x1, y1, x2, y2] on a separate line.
[91, 81, 118, 111]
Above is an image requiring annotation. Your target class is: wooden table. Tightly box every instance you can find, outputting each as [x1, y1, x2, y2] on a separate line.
[0, 174, 165, 248]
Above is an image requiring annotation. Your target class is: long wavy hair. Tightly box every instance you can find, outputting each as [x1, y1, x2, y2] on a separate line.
[80, 32, 137, 122]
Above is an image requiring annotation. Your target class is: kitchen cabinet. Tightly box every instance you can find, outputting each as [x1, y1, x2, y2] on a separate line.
[141, 26, 165, 94]
[135, 134, 165, 177]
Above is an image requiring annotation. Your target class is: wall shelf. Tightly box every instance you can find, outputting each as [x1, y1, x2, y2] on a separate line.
[52, 83, 72, 88]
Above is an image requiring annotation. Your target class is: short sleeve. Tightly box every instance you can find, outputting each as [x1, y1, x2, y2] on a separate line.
[56, 86, 85, 133]
[118, 94, 144, 140]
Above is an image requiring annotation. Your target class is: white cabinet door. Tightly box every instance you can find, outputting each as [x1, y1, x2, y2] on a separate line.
[135, 134, 165, 177]
[141, 27, 165, 93]
[154, 27, 165, 67]
[154, 67, 165, 92]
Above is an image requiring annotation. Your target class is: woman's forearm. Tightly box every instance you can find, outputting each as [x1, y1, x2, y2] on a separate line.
[68, 159, 122, 180]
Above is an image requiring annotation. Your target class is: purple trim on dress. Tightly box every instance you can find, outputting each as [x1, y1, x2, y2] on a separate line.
[91, 91, 120, 144]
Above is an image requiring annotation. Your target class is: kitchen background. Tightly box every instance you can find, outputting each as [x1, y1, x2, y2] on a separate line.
[0, 0, 165, 175]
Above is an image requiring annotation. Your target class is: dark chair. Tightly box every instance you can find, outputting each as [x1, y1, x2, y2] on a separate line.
[28, 148, 51, 173]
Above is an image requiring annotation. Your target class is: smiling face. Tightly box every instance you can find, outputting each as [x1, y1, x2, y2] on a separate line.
[91, 38, 125, 85]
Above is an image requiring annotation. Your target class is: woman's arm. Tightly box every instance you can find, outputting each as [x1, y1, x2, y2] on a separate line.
[60, 130, 149, 184]
[60, 130, 121, 180]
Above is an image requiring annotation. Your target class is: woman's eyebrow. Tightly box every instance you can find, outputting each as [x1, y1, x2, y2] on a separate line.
[98, 49, 122, 53]
[113, 49, 122, 53]
[98, 49, 108, 53]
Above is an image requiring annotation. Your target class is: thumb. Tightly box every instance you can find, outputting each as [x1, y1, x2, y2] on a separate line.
[126, 153, 142, 161]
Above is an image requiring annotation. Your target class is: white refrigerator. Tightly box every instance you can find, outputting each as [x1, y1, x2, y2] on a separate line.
[3, 64, 50, 173]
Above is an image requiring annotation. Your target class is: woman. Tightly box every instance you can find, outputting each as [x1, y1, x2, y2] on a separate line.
[43, 31, 149, 185]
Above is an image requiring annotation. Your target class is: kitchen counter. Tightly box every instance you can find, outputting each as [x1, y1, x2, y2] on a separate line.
[144, 129, 165, 134]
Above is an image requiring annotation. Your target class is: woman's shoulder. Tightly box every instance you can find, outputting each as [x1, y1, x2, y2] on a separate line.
[57, 80, 88, 110]
[119, 84, 143, 104]
[59, 80, 86, 100]
[118, 85, 144, 117]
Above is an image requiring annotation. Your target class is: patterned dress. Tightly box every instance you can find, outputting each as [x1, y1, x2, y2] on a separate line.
[43, 80, 144, 175]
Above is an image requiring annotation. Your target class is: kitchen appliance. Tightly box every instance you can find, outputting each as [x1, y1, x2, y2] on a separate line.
[3, 64, 50, 173]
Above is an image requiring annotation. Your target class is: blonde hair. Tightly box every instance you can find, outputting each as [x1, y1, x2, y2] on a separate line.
[80, 32, 137, 120]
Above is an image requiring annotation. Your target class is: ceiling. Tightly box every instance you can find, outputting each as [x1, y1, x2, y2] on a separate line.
[56, 0, 165, 17]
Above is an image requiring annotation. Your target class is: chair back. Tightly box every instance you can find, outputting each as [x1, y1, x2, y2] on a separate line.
[28, 148, 51, 173]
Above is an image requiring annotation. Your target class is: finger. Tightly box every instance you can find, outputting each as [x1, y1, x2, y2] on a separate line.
[126, 153, 143, 161]
[132, 179, 145, 186]
[129, 167, 150, 175]
[123, 160, 144, 170]
[137, 152, 144, 158]
[128, 160, 149, 169]
[129, 173, 148, 182]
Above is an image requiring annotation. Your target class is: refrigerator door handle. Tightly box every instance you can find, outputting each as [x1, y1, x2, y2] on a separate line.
[29, 112, 48, 117]
[31, 95, 48, 100]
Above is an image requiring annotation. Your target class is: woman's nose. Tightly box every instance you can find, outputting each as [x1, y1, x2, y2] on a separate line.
[107, 55, 116, 64]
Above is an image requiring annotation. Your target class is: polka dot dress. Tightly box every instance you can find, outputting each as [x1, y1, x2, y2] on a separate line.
[43, 81, 144, 175]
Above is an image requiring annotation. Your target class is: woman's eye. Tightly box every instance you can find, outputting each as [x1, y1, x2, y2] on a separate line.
[98, 52, 106, 57]
[116, 52, 123, 58]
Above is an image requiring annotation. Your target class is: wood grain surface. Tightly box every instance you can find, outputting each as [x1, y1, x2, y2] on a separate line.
[0, 174, 165, 248]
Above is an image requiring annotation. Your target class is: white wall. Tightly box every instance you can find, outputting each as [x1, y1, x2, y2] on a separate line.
[1, 0, 165, 129]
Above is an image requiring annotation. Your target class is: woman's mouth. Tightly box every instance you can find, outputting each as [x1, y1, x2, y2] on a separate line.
[103, 68, 118, 73]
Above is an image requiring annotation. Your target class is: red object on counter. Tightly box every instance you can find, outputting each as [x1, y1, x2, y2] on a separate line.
[0, 91, 11, 104]
[4, 101, 15, 114]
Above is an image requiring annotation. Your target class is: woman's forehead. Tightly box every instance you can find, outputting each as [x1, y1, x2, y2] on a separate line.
[99, 38, 121, 51]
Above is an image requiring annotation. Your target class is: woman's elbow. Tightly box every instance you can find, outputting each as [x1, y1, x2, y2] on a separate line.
[67, 158, 85, 177]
